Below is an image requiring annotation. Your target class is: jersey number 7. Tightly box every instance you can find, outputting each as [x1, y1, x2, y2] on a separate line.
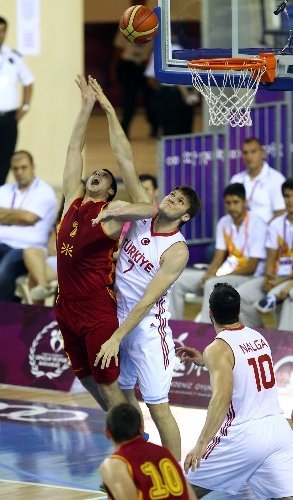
[123, 259, 135, 273]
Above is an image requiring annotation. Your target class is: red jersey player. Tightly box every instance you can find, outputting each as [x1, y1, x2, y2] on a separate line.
[100, 403, 197, 500]
[55, 75, 157, 410]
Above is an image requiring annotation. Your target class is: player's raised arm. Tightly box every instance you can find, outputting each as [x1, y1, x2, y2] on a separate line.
[91, 200, 158, 227]
[63, 75, 97, 201]
[89, 76, 151, 204]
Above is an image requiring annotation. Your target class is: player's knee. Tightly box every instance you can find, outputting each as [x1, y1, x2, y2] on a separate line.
[146, 401, 171, 421]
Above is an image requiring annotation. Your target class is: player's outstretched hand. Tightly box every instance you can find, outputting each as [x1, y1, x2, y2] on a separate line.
[184, 442, 207, 472]
[75, 74, 97, 104]
[94, 337, 120, 369]
[176, 346, 205, 366]
[89, 76, 112, 112]
[91, 210, 110, 226]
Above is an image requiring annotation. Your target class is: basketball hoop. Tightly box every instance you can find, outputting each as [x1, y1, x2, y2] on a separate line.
[187, 53, 276, 127]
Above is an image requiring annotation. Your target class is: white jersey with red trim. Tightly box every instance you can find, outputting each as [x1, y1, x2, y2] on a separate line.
[115, 218, 186, 321]
[215, 325, 282, 429]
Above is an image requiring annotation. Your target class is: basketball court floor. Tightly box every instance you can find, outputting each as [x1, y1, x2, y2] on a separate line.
[1, 1, 292, 495]
[0, 384, 291, 499]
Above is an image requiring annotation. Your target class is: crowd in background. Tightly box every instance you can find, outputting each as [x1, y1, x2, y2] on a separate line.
[0, 15, 292, 332]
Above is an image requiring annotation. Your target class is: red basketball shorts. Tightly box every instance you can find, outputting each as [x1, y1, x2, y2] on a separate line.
[55, 289, 119, 384]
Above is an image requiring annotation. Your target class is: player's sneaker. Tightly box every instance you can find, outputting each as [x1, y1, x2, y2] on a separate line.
[255, 294, 277, 313]
[30, 284, 54, 301]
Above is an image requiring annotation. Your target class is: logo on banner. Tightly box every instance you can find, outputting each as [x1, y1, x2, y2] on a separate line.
[172, 331, 210, 398]
[0, 402, 88, 422]
[29, 321, 71, 379]
[274, 355, 293, 396]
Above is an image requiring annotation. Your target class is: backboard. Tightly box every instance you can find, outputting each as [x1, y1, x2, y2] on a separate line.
[154, 0, 293, 90]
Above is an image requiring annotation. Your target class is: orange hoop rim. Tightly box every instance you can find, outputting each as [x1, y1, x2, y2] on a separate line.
[187, 57, 266, 71]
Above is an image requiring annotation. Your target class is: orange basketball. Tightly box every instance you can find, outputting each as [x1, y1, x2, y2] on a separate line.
[119, 5, 159, 44]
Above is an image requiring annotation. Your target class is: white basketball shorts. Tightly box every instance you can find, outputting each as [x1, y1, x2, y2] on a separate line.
[186, 413, 293, 498]
[118, 315, 175, 404]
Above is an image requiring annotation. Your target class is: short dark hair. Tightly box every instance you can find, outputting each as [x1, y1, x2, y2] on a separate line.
[209, 283, 240, 325]
[11, 150, 34, 165]
[104, 168, 117, 202]
[0, 17, 7, 28]
[223, 183, 246, 200]
[241, 137, 263, 149]
[174, 185, 201, 227]
[281, 177, 293, 195]
[106, 404, 142, 443]
[139, 174, 158, 190]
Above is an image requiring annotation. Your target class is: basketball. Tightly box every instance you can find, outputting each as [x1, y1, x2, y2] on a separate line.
[119, 5, 159, 44]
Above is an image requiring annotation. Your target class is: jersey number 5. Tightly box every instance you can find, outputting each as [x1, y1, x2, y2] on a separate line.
[141, 458, 184, 499]
[248, 354, 275, 392]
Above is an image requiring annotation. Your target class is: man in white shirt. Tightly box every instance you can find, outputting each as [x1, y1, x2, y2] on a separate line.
[169, 183, 267, 322]
[0, 150, 57, 302]
[0, 17, 34, 185]
[204, 137, 284, 268]
[239, 177, 293, 330]
[230, 137, 285, 223]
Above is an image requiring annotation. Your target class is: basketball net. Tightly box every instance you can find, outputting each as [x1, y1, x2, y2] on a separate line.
[188, 61, 266, 127]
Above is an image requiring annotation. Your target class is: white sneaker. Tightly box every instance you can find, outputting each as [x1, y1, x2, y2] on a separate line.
[255, 294, 277, 313]
[30, 285, 54, 301]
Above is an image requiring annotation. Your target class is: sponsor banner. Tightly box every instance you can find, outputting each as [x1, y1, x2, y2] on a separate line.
[170, 320, 293, 408]
[0, 302, 292, 407]
[170, 321, 214, 408]
[0, 301, 75, 391]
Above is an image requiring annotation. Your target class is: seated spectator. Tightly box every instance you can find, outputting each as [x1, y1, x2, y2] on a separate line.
[256, 280, 293, 312]
[169, 183, 267, 322]
[23, 230, 57, 302]
[138, 173, 158, 205]
[22, 198, 64, 302]
[239, 178, 293, 331]
[0, 150, 57, 302]
[205, 137, 286, 265]
[118, 173, 158, 244]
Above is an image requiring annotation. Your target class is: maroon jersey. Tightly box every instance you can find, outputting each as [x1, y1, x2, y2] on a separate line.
[107, 436, 189, 499]
[57, 198, 118, 298]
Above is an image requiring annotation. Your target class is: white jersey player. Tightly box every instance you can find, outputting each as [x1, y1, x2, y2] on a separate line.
[115, 218, 186, 320]
[177, 283, 293, 499]
[115, 218, 185, 416]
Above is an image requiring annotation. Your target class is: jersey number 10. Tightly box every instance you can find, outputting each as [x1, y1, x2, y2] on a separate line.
[141, 458, 184, 498]
[248, 354, 276, 392]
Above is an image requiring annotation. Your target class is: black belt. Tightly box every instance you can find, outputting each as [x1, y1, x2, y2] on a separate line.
[0, 110, 16, 116]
